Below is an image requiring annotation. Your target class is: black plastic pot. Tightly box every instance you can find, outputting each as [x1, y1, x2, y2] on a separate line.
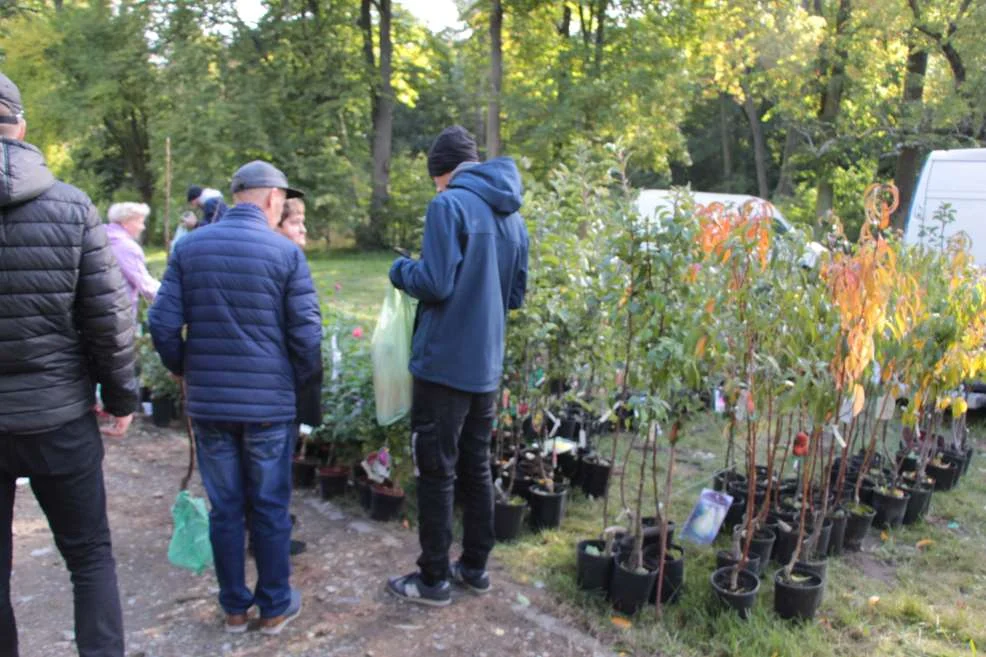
[609, 559, 658, 615]
[355, 477, 372, 510]
[577, 539, 614, 592]
[645, 543, 685, 605]
[369, 485, 405, 521]
[794, 555, 828, 581]
[871, 489, 910, 529]
[963, 446, 974, 476]
[813, 519, 833, 556]
[317, 465, 349, 499]
[292, 457, 318, 489]
[774, 569, 825, 621]
[502, 475, 535, 502]
[899, 454, 918, 474]
[843, 504, 875, 551]
[942, 451, 967, 480]
[748, 528, 775, 573]
[151, 396, 175, 427]
[529, 485, 568, 531]
[494, 499, 527, 541]
[715, 550, 761, 577]
[902, 484, 933, 525]
[580, 458, 612, 499]
[556, 450, 580, 481]
[927, 462, 958, 491]
[827, 510, 847, 557]
[711, 567, 760, 619]
[713, 469, 742, 492]
[772, 525, 799, 565]
[724, 497, 747, 534]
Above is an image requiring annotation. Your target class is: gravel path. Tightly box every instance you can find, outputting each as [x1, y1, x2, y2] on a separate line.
[10, 417, 613, 657]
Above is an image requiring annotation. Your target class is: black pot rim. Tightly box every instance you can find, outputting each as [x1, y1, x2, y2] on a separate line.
[773, 568, 824, 590]
[496, 498, 528, 509]
[530, 484, 568, 498]
[711, 566, 761, 595]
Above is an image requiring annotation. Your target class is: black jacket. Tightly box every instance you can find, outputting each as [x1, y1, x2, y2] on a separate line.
[0, 138, 138, 434]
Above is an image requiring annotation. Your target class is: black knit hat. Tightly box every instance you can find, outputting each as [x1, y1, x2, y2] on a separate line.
[186, 185, 203, 203]
[427, 125, 479, 178]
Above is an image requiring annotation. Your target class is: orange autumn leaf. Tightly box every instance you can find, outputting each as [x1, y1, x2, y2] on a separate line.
[695, 335, 708, 358]
[610, 616, 632, 630]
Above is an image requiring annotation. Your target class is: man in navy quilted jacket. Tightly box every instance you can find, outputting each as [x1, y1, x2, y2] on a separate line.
[148, 161, 322, 636]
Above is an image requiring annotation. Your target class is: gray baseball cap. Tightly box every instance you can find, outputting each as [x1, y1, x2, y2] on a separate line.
[230, 160, 304, 199]
[0, 72, 24, 120]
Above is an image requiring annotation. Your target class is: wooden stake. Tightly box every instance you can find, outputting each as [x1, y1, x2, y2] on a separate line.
[164, 136, 172, 251]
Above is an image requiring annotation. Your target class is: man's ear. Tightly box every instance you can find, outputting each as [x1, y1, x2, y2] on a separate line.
[15, 119, 26, 141]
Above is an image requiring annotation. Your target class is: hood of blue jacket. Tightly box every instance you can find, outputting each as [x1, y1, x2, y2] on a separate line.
[448, 157, 523, 215]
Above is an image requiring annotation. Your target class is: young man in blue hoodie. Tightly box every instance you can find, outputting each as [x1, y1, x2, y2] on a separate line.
[386, 126, 529, 606]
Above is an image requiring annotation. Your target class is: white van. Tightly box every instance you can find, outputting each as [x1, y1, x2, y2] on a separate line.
[636, 190, 794, 234]
[635, 189, 826, 268]
[905, 148, 986, 266]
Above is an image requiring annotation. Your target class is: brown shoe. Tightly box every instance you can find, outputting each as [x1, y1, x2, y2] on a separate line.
[259, 590, 303, 636]
[225, 612, 250, 634]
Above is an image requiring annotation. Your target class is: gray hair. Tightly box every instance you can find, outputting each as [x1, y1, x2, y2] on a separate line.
[107, 202, 151, 224]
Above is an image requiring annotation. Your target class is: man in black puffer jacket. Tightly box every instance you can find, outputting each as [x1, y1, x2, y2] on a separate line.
[0, 73, 136, 657]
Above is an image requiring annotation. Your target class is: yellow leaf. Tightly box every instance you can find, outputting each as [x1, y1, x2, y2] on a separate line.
[610, 616, 632, 630]
[916, 538, 935, 551]
[868, 595, 880, 607]
[852, 384, 865, 418]
[954, 398, 969, 417]
[880, 530, 889, 541]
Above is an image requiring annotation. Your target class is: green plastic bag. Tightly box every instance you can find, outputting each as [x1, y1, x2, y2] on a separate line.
[372, 286, 416, 426]
[168, 489, 213, 575]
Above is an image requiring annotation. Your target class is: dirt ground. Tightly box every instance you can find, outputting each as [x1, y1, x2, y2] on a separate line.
[10, 418, 613, 657]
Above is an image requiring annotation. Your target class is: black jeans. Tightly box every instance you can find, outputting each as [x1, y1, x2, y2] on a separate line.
[411, 378, 497, 585]
[0, 413, 124, 657]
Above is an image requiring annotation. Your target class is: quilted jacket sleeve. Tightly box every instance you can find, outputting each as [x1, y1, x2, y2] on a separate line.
[284, 248, 323, 392]
[74, 203, 138, 417]
[148, 246, 186, 376]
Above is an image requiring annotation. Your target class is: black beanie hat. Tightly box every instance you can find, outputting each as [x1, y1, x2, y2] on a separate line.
[427, 126, 479, 178]
[186, 185, 203, 203]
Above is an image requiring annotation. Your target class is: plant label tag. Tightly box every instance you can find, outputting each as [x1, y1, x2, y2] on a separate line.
[831, 424, 846, 449]
[578, 428, 587, 448]
[599, 409, 613, 424]
[299, 424, 314, 437]
[545, 410, 561, 438]
[680, 489, 733, 545]
[876, 394, 895, 421]
[713, 387, 726, 414]
[839, 397, 854, 424]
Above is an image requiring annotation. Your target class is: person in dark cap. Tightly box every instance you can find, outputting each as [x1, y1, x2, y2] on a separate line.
[0, 72, 136, 656]
[149, 161, 321, 635]
[386, 126, 529, 606]
[186, 184, 227, 226]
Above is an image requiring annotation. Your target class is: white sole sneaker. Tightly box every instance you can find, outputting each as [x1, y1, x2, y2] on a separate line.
[259, 595, 303, 636]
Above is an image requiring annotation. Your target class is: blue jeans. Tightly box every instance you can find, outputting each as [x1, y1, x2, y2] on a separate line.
[192, 421, 294, 618]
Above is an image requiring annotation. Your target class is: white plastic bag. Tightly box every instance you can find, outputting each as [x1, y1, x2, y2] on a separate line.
[372, 287, 416, 425]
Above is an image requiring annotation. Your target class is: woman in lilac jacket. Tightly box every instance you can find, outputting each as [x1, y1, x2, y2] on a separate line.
[106, 202, 160, 317]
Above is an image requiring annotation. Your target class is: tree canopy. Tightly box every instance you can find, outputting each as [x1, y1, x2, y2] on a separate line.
[2, 0, 984, 244]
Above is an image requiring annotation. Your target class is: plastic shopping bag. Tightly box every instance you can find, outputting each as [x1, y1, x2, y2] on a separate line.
[168, 490, 213, 575]
[372, 286, 416, 426]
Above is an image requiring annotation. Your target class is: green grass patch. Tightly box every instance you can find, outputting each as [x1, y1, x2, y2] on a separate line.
[495, 413, 986, 657]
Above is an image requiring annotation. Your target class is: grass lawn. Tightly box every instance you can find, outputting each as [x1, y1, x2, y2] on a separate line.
[494, 414, 986, 657]
[148, 247, 394, 325]
[145, 245, 986, 656]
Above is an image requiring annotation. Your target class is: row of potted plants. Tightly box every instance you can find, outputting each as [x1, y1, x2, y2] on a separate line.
[496, 145, 986, 625]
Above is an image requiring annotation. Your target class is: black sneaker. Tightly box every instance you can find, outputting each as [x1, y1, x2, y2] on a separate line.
[451, 561, 492, 594]
[386, 572, 452, 607]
